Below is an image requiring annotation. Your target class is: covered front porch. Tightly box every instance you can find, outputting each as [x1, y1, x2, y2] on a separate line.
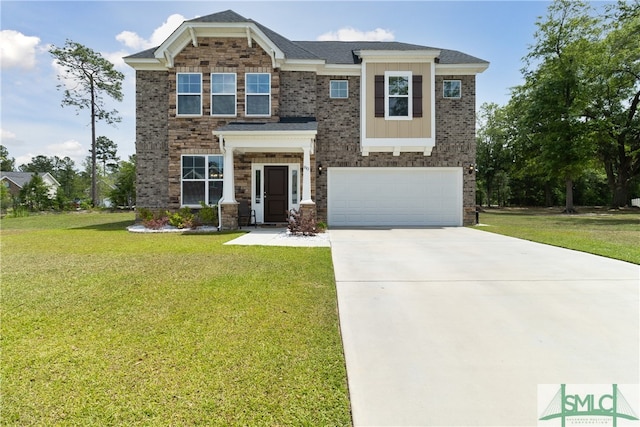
[213, 121, 318, 229]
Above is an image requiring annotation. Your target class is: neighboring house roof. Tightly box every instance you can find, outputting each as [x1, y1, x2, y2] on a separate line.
[0, 171, 61, 188]
[124, 10, 489, 70]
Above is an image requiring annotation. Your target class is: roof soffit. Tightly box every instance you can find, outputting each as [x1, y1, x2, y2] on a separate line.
[356, 49, 442, 63]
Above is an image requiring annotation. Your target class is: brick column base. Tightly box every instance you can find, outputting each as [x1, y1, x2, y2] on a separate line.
[220, 203, 239, 230]
[299, 202, 316, 223]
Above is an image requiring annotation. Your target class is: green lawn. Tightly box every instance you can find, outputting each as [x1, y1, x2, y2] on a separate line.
[476, 207, 640, 264]
[1, 212, 351, 426]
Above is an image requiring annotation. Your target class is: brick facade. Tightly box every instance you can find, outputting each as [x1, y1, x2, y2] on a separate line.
[135, 70, 169, 210]
[133, 37, 479, 226]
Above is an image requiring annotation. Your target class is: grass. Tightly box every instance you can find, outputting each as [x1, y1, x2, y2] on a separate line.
[476, 206, 640, 264]
[1, 212, 351, 426]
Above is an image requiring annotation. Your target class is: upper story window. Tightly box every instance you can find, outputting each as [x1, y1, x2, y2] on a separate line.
[245, 73, 271, 116]
[385, 71, 412, 119]
[211, 73, 237, 116]
[177, 73, 202, 116]
[443, 80, 461, 99]
[330, 80, 348, 98]
[181, 155, 224, 207]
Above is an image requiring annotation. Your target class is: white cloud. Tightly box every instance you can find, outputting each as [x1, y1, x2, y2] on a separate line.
[116, 13, 186, 50]
[317, 27, 395, 42]
[15, 140, 87, 168]
[0, 30, 41, 70]
[1, 128, 17, 141]
[46, 139, 85, 160]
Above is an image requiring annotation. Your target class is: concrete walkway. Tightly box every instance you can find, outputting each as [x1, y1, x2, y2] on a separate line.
[330, 227, 639, 426]
[224, 227, 330, 247]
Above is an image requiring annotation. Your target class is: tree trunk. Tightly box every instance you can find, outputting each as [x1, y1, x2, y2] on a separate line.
[90, 77, 98, 207]
[564, 177, 576, 213]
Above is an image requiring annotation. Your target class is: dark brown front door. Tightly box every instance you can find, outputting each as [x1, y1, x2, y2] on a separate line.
[264, 166, 288, 222]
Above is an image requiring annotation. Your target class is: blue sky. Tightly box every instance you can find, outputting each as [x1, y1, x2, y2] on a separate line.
[1, 1, 560, 168]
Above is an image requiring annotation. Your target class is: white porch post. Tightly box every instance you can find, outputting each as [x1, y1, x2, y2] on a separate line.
[221, 139, 236, 204]
[301, 144, 314, 205]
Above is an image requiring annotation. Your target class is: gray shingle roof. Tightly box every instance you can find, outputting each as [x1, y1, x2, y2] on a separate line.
[0, 171, 52, 188]
[215, 121, 318, 133]
[125, 10, 488, 65]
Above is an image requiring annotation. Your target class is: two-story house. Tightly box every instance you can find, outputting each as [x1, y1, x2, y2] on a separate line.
[124, 10, 489, 228]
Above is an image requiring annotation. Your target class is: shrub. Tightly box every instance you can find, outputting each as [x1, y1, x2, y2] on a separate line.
[287, 208, 317, 236]
[138, 208, 169, 230]
[167, 207, 195, 229]
[198, 202, 218, 225]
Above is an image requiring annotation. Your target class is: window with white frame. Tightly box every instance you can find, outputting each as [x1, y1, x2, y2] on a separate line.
[181, 155, 224, 206]
[177, 73, 202, 116]
[330, 80, 348, 98]
[211, 73, 236, 116]
[385, 71, 412, 119]
[443, 80, 461, 99]
[245, 73, 271, 116]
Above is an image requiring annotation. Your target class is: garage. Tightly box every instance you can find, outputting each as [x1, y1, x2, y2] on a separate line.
[327, 167, 463, 227]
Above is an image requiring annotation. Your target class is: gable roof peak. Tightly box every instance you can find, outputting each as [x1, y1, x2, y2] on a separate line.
[187, 10, 249, 23]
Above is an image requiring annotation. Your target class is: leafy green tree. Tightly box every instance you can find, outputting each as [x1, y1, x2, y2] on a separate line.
[51, 156, 80, 200]
[108, 155, 136, 208]
[515, 0, 599, 213]
[0, 183, 11, 214]
[50, 40, 124, 207]
[583, 1, 640, 207]
[94, 136, 120, 176]
[19, 174, 52, 211]
[476, 103, 514, 206]
[0, 145, 15, 171]
[19, 155, 55, 174]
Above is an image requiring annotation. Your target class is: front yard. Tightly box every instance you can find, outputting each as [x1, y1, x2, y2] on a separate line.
[1, 212, 351, 426]
[476, 207, 640, 264]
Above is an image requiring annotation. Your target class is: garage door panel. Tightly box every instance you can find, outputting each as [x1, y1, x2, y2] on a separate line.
[328, 167, 462, 227]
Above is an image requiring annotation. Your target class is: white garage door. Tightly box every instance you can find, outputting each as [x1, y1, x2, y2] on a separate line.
[328, 167, 463, 227]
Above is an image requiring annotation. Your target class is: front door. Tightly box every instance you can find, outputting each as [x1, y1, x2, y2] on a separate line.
[264, 166, 288, 222]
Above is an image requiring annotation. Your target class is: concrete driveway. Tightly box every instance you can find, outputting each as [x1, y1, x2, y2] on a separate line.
[330, 227, 639, 426]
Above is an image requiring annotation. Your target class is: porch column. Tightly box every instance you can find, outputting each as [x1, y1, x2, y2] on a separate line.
[221, 143, 236, 204]
[301, 145, 314, 205]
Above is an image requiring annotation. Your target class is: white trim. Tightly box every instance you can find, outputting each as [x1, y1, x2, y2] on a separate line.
[210, 72, 237, 117]
[361, 137, 435, 156]
[435, 63, 489, 75]
[251, 163, 301, 223]
[329, 80, 349, 99]
[180, 154, 224, 207]
[355, 49, 441, 63]
[152, 22, 285, 69]
[176, 72, 202, 117]
[443, 79, 462, 99]
[384, 71, 412, 120]
[245, 72, 271, 117]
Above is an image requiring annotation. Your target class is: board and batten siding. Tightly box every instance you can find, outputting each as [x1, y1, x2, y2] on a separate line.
[365, 62, 432, 140]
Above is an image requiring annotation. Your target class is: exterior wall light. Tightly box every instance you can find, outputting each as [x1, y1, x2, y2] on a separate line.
[318, 163, 323, 175]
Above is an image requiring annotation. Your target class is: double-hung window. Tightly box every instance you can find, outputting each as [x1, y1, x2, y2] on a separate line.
[177, 73, 202, 116]
[211, 73, 236, 116]
[385, 71, 412, 119]
[181, 155, 224, 207]
[245, 73, 270, 116]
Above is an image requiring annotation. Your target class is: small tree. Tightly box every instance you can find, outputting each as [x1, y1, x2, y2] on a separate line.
[19, 175, 51, 211]
[0, 145, 15, 172]
[50, 40, 124, 207]
[94, 136, 120, 175]
[108, 155, 136, 209]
